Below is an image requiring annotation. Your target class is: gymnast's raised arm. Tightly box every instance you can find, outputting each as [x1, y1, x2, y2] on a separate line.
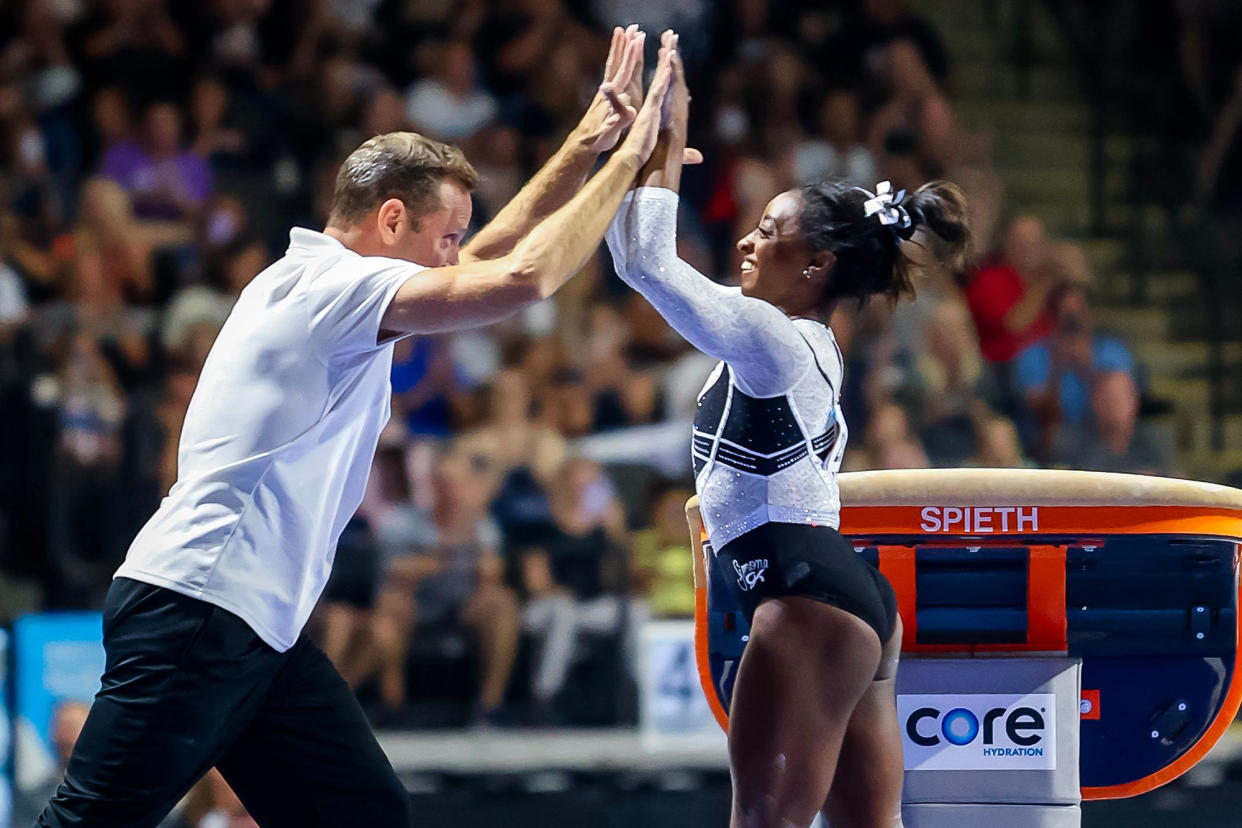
[604, 35, 813, 398]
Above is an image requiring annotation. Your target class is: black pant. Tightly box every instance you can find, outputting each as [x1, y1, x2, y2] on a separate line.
[37, 578, 412, 828]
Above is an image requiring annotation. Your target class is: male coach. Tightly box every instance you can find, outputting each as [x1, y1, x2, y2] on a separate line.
[38, 27, 678, 828]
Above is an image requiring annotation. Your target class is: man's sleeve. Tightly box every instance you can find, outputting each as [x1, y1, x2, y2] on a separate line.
[1014, 343, 1050, 393]
[305, 258, 423, 359]
[1094, 337, 1135, 375]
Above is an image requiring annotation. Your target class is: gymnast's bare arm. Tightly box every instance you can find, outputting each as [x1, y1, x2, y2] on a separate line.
[379, 38, 677, 337]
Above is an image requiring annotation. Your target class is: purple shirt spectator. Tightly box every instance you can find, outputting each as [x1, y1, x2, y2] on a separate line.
[101, 141, 212, 222]
[100, 102, 212, 223]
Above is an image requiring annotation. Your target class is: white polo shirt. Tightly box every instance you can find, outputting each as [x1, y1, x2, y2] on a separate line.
[117, 228, 421, 651]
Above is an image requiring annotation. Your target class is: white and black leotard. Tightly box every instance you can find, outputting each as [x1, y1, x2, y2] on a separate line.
[606, 187, 896, 643]
[606, 187, 848, 548]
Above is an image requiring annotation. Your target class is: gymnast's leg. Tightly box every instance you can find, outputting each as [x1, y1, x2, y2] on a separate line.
[727, 596, 882, 828]
[822, 614, 905, 828]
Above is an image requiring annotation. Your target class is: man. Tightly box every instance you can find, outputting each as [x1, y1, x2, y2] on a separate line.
[39, 27, 678, 828]
[1050, 371, 1171, 476]
[1015, 280, 1136, 428]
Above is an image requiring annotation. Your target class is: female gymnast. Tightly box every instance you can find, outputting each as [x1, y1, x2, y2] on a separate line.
[607, 34, 970, 828]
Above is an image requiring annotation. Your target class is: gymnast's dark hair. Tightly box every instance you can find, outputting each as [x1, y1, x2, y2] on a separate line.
[799, 179, 970, 307]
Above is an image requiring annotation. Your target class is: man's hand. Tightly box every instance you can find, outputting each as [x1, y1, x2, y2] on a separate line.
[619, 32, 676, 165]
[575, 25, 644, 154]
[576, 26, 702, 164]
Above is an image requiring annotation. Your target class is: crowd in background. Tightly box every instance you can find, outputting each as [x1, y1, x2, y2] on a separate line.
[1, 0, 1215, 773]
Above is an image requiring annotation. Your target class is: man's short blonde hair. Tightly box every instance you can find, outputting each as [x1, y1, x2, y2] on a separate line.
[327, 132, 479, 229]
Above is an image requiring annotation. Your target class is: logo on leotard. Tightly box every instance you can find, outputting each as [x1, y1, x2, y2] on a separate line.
[733, 558, 768, 591]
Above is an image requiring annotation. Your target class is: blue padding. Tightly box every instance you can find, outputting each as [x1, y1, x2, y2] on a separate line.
[1079, 655, 1233, 787]
[917, 608, 1028, 644]
[916, 571, 1027, 607]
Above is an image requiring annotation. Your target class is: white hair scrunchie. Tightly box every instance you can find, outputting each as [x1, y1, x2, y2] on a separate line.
[856, 181, 916, 240]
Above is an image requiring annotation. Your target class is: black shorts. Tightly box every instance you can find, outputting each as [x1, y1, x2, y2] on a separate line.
[716, 522, 898, 644]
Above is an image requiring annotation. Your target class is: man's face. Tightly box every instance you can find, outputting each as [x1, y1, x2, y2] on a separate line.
[392, 178, 473, 267]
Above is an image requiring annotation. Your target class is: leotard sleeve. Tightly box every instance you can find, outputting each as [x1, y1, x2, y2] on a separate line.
[604, 186, 812, 397]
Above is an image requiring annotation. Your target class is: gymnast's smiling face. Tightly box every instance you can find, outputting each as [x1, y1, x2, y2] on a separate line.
[735, 190, 834, 317]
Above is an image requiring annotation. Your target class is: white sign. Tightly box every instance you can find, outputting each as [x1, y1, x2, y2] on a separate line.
[638, 620, 726, 752]
[898, 693, 1057, 771]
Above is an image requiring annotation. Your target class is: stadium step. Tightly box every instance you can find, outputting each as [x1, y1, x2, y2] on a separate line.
[1185, 414, 1242, 455]
[955, 61, 1084, 102]
[1096, 270, 1201, 305]
[1093, 306, 1171, 342]
[956, 99, 1089, 134]
[1178, 449, 1242, 481]
[1149, 376, 1212, 408]
[1133, 341, 1242, 378]
[923, 0, 1230, 481]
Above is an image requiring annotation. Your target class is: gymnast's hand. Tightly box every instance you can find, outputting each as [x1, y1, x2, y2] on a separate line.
[663, 31, 692, 151]
[635, 31, 694, 191]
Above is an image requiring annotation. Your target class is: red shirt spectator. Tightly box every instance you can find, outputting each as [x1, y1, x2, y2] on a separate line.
[965, 259, 1053, 362]
[964, 215, 1056, 363]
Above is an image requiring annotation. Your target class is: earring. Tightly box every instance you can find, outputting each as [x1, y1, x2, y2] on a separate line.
[802, 268, 811, 279]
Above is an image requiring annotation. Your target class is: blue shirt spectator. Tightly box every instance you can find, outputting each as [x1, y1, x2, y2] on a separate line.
[1014, 334, 1134, 425]
[390, 336, 471, 438]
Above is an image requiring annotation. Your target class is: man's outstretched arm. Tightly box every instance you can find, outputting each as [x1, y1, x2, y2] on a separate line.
[460, 26, 645, 263]
[380, 37, 677, 336]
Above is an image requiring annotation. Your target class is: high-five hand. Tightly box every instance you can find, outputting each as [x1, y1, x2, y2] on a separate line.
[620, 34, 676, 165]
[576, 25, 644, 154]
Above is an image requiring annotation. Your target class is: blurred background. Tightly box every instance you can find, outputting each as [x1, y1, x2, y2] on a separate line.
[0, 0, 1241, 825]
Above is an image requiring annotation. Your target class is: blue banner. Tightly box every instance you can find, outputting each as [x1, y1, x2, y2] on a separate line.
[12, 613, 103, 795]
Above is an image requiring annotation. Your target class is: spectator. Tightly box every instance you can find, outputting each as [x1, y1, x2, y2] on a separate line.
[87, 86, 133, 169]
[195, 770, 258, 828]
[463, 366, 566, 484]
[848, 400, 930, 471]
[0, 217, 32, 334]
[968, 414, 1031, 469]
[631, 484, 696, 619]
[1014, 281, 1136, 452]
[909, 300, 991, 466]
[405, 40, 498, 143]
[46, 333, 127, 607]
[867, 38, 958, 181]
[964, 215, 1060, 366]
[544, 367, 597, 438]
[162, 237, 265, 355]
[54, 177, 154, 306]
[1051, 372, 1171, 476]
[12, 699, 90, 826]
[71, 0, 188, 103]
[100, 100, 213, 225]
[821, 0, 951, 84]
[360, 450, 519, 724]
[153, 367, 200, 495]
[790, 89, 877, 186]
[520, 456, 644, 722]
[188, 76, 247, 171]
[391, 335, 471, 440]
[470, 125, 523, 218]
[160, 768, 257, 828]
